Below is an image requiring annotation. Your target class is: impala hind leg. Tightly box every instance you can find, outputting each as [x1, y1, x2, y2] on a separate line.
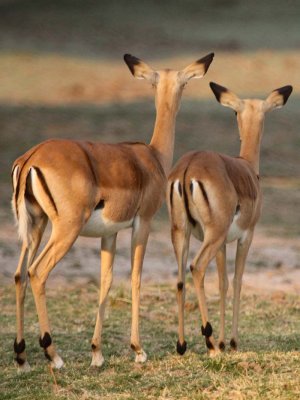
[28, 221, 81, 369]
[91, 234, 117, 367]
[171, 225, 191, 355]
[190, 232, 226, 356]
[230, 231, 254, 351]
[130, 218, 150, 363]
[216, 244, 228, 352]
[14, 214, 47, 371]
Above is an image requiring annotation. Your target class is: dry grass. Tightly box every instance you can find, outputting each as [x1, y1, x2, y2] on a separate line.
[1, 282, 299, 399]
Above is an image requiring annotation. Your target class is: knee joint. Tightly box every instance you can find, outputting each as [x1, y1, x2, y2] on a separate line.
[177, 282, 184, 291]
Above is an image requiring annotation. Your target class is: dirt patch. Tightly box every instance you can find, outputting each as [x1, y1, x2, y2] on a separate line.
[0, 51, 300, 106]
[1, 221, 299, 295]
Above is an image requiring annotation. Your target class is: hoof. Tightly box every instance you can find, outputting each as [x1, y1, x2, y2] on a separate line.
[230, 338, 237, 351]
[218, 341, 225, 352]
[208, 348, 221, 358]
[51, 354, 64, 369]
[91, 352, 105, 368]
[176, 340, 187, 355]
[135, 349, 147, 363]
[17, 360, 31, 373]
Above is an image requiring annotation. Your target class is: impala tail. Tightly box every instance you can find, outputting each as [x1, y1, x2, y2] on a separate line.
[11, 163, 52, 244]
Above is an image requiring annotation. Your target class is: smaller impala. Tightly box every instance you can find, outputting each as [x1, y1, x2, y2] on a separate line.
[167, 82, 292, 356]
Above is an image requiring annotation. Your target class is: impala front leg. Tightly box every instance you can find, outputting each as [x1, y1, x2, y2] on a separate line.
[91, 234, 117, 367]
[130, 217, 150, 363]
[231, 230, 253, 351]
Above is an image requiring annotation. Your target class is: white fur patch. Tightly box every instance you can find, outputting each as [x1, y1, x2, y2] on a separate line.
[12, 165, 19, 191]
[80, 209, 134, 238]
[191, 179, 197, 201]
[226, 214, 247, 243]
[174, 179, 181, 196]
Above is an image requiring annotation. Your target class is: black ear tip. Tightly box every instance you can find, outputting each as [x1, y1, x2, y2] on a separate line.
[123, 54, 141, 75]
[277, 85, 293, 104]
[209, 82, 227, 102]
[197, 52, 215, 72]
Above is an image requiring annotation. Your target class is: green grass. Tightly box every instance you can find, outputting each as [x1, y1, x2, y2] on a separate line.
[1, 282, 299, 399]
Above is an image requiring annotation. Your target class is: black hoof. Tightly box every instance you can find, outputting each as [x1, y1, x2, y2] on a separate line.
[219, 341, 225, 351]
[230, 338, 237, 350]
[176, 340, 187, 355]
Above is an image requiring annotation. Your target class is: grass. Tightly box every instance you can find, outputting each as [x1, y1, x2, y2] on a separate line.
[1, 281, 299, 399]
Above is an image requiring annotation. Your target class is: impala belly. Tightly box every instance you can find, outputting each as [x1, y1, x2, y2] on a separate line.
[80, 209, 134, 238]
[226, 213, 247, 243]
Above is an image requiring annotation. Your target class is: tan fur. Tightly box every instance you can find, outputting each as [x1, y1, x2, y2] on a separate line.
[12, 53, 214, 370]
[167, 83, 292, 355]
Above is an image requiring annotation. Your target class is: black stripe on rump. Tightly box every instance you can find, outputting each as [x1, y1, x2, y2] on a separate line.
[33, 167, 58, 214]
[197, 181, 210, 209]
[75, 142, 98, 185]
[183, 170, 196, 227]
[169, 182, 174, 208]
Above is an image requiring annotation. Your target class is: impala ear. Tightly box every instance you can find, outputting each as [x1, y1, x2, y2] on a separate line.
[181, 52, 214, 82]
[210, 82, 243, 112]
[263, 85, 293, 112]
[124, 54, 157, 84]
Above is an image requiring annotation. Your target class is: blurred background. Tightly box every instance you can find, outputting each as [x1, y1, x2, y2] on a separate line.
[0, 0, 299, 285]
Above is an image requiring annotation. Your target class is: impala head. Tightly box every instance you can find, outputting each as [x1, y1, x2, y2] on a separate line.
[209, 82, 293, 173]
[209, 81, 293, 138]
[124, 53, 214, 113]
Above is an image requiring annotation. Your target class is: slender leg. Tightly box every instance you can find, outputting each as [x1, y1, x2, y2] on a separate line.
[14, 214, 47, 371]
[91, 234, 117, 367]
[28, 222, 80, 369]
[171, 225, 191, 355]
[190, 232, 226, 356]
[230, 230, 254, 351]
[216, 244, 228, 351]
[130, 217, 150, 363]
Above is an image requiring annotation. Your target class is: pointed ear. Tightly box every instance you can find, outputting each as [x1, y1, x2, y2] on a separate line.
[263, 85, 293, 112]
[124, 54, 157, 83]
[209, 82, 243, 112]
[181, 52, 214, 82]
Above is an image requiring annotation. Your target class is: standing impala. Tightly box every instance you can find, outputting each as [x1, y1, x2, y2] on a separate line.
[167, 82, 292, 356]
[12, 53, 214, 371]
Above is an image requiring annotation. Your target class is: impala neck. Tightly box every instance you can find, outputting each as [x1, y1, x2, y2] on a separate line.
[150, 95, 180, 175]
[238, 118, 264, 176]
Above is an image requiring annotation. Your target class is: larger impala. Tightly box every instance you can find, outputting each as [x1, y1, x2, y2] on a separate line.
[12, 53, 214, 371]
[167, 82, 292, 356]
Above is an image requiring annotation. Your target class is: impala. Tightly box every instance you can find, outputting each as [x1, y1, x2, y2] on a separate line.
[167, 82, 292, 356]
[12, 52, 214, 371]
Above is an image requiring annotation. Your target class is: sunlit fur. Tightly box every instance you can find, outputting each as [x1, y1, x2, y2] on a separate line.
[12, 53, 214, 371]
[167, 82, 292, 356]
